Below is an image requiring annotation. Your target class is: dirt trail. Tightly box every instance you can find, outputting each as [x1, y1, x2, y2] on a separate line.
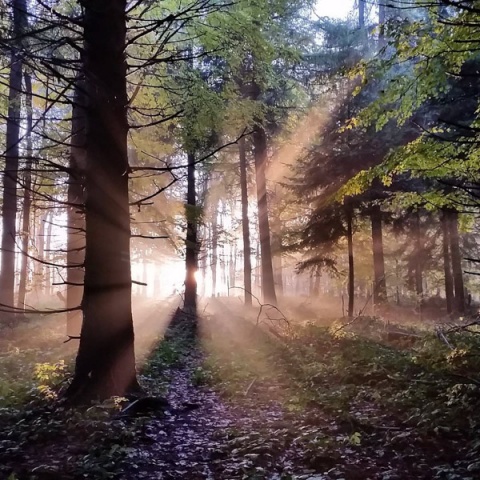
[125, 350, 303, 479]
[123, 302, 361, 480]
[123, 300, 448, 480]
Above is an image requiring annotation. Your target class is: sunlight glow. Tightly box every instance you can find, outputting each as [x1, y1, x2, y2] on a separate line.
[315, 0, 354, 19]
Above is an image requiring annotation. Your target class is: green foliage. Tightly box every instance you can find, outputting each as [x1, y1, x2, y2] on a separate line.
[201, 311, 480, 477]
[344, 4, 480, 214]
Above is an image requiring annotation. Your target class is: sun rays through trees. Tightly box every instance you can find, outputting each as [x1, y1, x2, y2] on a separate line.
[1, 0, 480, 478]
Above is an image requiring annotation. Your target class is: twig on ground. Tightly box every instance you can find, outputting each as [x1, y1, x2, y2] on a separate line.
[244, 376, 257, 396]
[63, 335, 81, 343]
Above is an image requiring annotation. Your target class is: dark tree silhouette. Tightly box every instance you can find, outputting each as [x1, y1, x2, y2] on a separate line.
[239, 136, 253, 306]
[253, 123, 277, 305]
[67, 0, 138, 400]
[0, 0, 27, 317]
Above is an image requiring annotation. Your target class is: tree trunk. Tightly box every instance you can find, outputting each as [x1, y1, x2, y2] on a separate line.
[271, 213, 284, 297]
[45, 213, 53, 296]
[371, 205, 387, 305]
[346, 205, 355, 317]
[199, 225, 207, 297]
[255, 236, 261, 294]
[414, 213, 423, 297]
[378, 0, 386, 45]
[253, 124, 277, 304]
[359, 0, 365, 28]
[17, 71, 33, 311]
[229, 242, 236, 290]
[448, 210, 465, 313]
[313, 273, 321, 296]
[395, 259, 401, 306]
[211, 199, 218, 297]
[184, 152, 198, 313]
[34, 211, 46, 298]
[441, 210, 454, 314]
[239, 137, 252, 306]
[67, 0, 138, 401]
[0, 0, 27, 317]
[66, 78, 86, 336]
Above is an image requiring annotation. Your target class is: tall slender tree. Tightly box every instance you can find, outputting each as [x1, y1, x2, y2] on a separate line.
[253, 123, 277, 304]
[0, 0, 28, 316]
[184, 152, 198, 313]
[17, 71, 33, 312]
[346, 203, 355, 317]
[448, 210, 465, 314]
[239, 136, 253, 306]
[370, 204, 387, 304]
[441, 210, 454, 314]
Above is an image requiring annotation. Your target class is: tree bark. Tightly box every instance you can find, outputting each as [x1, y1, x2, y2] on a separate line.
[239, 137, 252, 306]
[0, 0, 27, 317]
[17, 71, 33, 311]
[441, 210, 454, 314]
[448, 210, 465, 313]
[67, 0, 138, 401]
[253, 124, 277, 304]
[346, 205, 355, 317]
[67, 78, 86, 336]
[184, 152, 198, 313]
[370, 205, 387, 305]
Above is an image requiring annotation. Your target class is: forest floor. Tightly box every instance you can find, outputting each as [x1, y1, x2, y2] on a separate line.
[1, 296, 480, 479]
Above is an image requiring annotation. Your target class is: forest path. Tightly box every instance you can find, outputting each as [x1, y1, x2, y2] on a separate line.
[124, 300, 363, 480]
[126, 346, 307, 479]
[123, 298, 457, 480]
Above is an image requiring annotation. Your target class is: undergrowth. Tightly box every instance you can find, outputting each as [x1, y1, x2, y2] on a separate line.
[202, 314, 480, 479]
[0, 314, 191, 480]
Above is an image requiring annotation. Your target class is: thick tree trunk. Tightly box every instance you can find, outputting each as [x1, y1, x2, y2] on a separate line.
[184, 152, 198, 313]
[0, 0, 27, 317]
[67, 0, 138, 401]
[448, 210, 465, 313]
[370, 205, 387, 305]
[253, 124, 277, 304]
[441, 210, 454, 314]
[239, 137, 252, 306]
[346, 206, 355, 317]
[66, 78, 86, 336]
[17, 72, 33, 311]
